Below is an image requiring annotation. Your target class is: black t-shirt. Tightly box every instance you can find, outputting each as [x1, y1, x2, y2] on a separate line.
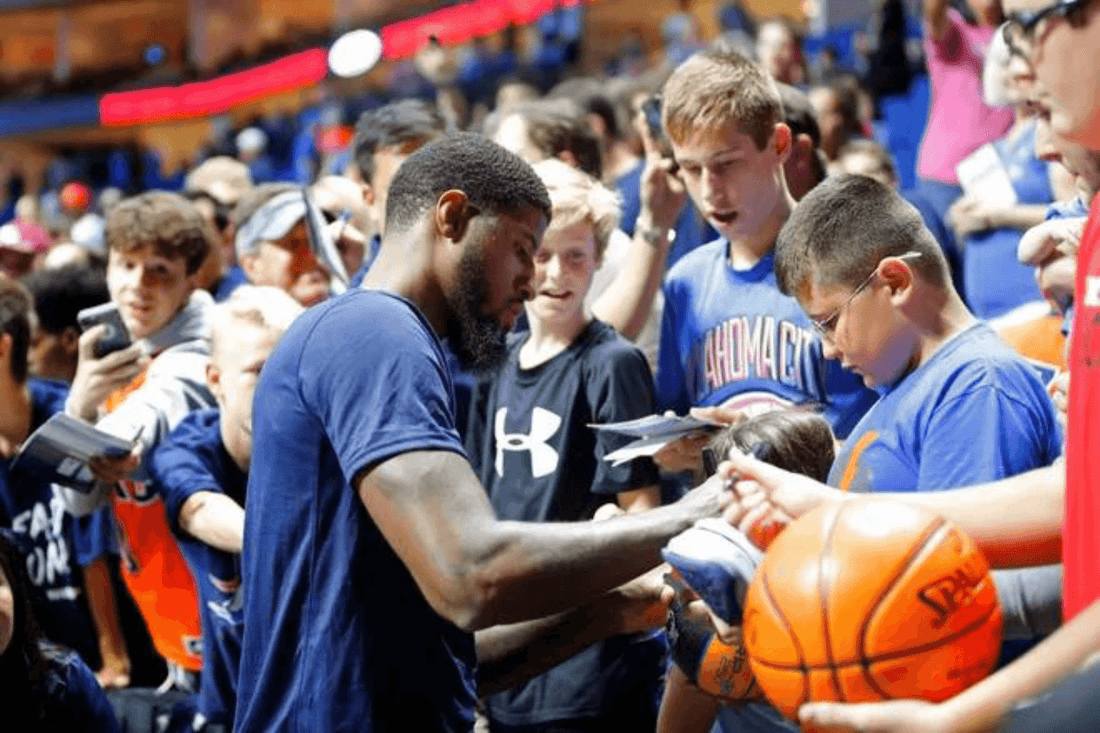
[467, 319, 665, 726]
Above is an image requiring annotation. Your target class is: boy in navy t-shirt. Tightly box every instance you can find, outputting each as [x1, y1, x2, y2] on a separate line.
[467, 159, 665, 731]
[235, 134, 732, 732]
[0, 280, 113, 672]
[150, 286, 303, 731]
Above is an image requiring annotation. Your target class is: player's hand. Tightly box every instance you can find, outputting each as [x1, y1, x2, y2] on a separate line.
[653, 433, 711, 474]
[89, 445, 141, 484]
[799, 699, 958, 733]
[720, 448, 839, 527]
[612, 563, 672, 634]
[68, 326, 148, 423]
[676, 466, 735, 520]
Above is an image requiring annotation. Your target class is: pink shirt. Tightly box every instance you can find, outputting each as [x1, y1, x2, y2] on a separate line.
[917, 9, 1014, 185]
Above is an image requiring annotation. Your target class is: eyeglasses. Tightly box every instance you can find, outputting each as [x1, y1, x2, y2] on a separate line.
[809, 251, 922, 338]
[1002, 0, 1092, 56]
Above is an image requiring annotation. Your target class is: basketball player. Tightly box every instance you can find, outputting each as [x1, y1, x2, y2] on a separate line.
[721, 4, 1100, 718]
[651, 49, 876, 476]
[234, 134, 731, 731]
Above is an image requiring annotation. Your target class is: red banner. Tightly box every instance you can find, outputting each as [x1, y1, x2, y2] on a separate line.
[99, 48, 328, 126]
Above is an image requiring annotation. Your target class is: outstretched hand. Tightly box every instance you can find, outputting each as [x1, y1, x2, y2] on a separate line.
[799, 699, 960, 733]
[719, 449, 840, 535]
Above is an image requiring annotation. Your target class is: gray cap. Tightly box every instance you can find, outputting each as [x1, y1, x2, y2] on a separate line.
[234, 190, 308, 260]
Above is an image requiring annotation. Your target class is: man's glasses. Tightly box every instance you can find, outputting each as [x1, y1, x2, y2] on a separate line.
[1002, 0, 1092, 56]
[809, 251, 922, 338]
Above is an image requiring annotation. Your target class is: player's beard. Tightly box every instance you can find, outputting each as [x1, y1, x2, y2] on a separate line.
[445, 241, 509, 374]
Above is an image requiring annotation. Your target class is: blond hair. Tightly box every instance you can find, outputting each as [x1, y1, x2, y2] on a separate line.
[532, 159, 621, 261]
[210, 285, 304, 363]
[661, 49, 782, 149]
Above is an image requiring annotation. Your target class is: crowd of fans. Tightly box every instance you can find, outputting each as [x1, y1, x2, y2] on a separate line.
[0, 0, 1095, 731]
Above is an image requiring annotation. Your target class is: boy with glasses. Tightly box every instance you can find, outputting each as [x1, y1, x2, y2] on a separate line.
[774, 173, 1060, 494]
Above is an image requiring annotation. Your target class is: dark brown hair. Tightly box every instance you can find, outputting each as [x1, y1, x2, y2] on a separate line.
[104, 191, 213, 275]
[708, 409, 835, 482]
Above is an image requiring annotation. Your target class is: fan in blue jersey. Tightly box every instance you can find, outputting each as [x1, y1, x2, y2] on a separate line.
[0, 280, 113, 673]
[649, 50, 876, 480]
[235, 134, 732, 732]
[150, 286, 303, 731]
[467, 160, 666, 732]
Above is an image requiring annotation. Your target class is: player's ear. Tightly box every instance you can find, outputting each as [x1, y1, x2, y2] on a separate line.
[206, 361, 224, 403]
[435, 190, 476, 245]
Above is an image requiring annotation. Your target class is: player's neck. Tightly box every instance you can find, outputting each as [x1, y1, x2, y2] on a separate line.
[726, 191, 792, 270]
[0, 381, 33, 457]
[520, 308, 589, 369]
[361, 232, 449, 334]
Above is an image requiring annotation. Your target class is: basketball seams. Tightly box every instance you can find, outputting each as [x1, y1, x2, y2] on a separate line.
[857, 516, 947, 697]
[820, 503, 846, 702]
[759, 570, 811, 712]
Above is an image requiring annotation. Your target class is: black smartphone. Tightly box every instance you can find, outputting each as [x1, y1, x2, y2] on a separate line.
[77, 303, 133, 358]
[640, 93, 678, 171]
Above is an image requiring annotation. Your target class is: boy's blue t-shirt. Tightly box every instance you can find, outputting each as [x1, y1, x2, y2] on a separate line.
[236, 289, 476, 733]
[150, 408, 245, 726]
[655, 241, 878, 437]
[829, 323, 1062, 493]
[0, 379, 112, 666]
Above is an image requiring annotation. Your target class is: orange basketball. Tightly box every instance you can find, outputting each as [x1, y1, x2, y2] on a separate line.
[743, 499, 1002, 720]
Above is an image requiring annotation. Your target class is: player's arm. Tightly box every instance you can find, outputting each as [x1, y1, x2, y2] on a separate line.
[475, 563, 667, 695]
[178, 491, 245, 554]
[798, 596, 1100, 733]
[725, 452, 1064, 569]
[357, 449, 729, 631]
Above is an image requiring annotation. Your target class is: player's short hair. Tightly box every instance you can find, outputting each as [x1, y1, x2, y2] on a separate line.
[774, 174, 950, 296]
[485, 101, 604, 180]
[385, 133, 552, 235]
[533, 159, 621, 261]
[104, 191, 213, 275]
[231, 182, 300, 233]
[353, 100, 447, 186]
[661, 49, 782, 149]
[708, 409, 835, 482]
[210, 285, 304, 364]
[23, 264, 109, 335]
[836, 139, 898, 184]
[0, 279, 35, 384]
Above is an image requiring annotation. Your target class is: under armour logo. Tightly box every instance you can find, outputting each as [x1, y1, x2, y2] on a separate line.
[495, 406, 562, 478]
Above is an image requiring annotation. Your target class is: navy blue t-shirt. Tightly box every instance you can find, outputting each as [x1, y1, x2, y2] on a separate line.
[150, 408, 245, 726]
[828, 323, 1062, 492]
[35, 643, 121, 732]
[0, 379, 112, 667]
[467, 320, 666, 726]
[236, 290, 476, 732]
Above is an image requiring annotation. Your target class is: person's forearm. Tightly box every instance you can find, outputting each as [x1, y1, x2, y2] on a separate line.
[990, 205, 1049, 232]
[896, 464, 1063, 569]
[82, 558, 130, 682]
[180, 492, 244, 554]
[475, 588, 646, 695]
[591, 223, 671, 340]
[939, 597, 1100, 733]
[657, 665, 722, 733]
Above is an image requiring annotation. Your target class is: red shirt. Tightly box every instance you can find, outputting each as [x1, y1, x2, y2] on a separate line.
[107, 373, 203, 671]
[1063, 193, 1100, 620]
